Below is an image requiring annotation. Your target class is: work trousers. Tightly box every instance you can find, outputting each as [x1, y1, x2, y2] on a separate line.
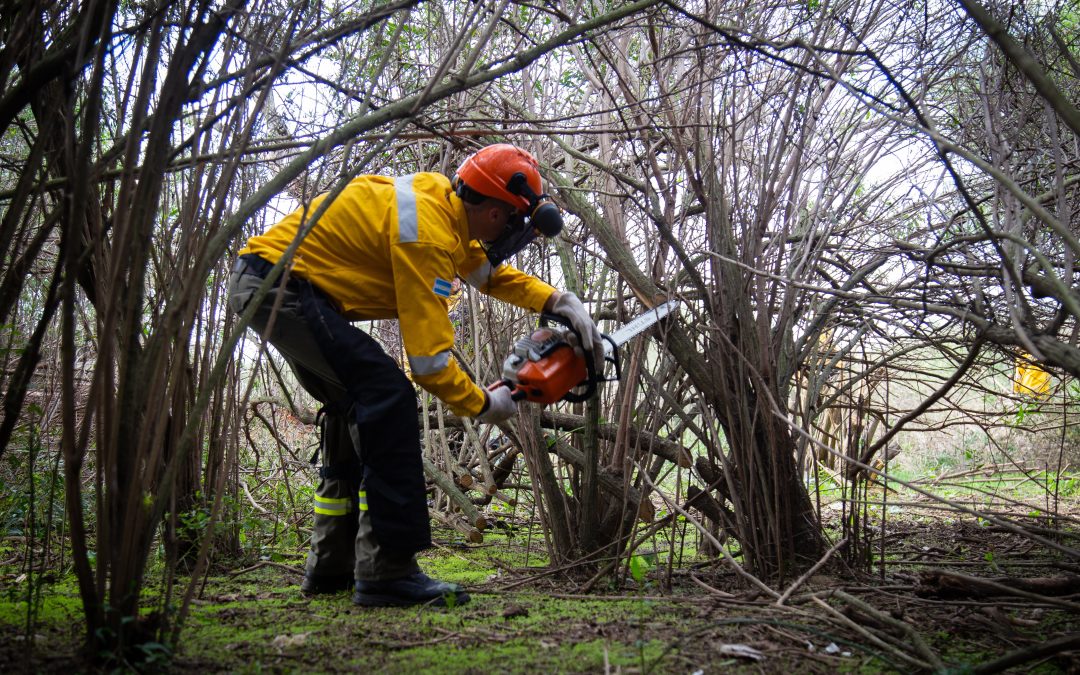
[228, 254, 430, 581]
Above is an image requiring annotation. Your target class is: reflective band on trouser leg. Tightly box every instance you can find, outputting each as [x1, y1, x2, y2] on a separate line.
[297, 279, 433, 553]
[358, 490, 368, 511]
[314, 495, 353, 516]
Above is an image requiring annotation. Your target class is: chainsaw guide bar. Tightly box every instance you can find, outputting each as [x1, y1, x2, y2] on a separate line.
[603, 299, 680, 356]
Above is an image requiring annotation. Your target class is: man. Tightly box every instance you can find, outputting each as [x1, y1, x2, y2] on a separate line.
[228, 144, 603, 607]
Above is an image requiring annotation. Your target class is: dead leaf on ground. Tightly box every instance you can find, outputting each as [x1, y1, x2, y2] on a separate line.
[717, 644, 764, 661]
[272, 632, 313, 650]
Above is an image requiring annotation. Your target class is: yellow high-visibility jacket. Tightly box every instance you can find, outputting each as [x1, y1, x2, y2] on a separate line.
[240, 172, 557, 416]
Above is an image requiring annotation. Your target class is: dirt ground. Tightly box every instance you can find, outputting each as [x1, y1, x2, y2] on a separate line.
[2, 504, 1079, 673]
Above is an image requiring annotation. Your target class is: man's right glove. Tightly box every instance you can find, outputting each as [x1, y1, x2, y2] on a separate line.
[476, 386, 517, 424]
[549, 292, 605, 376]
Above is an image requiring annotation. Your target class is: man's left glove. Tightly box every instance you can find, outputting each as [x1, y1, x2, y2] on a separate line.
[550, 292, 605, 375]
[476, 386, 517, 424]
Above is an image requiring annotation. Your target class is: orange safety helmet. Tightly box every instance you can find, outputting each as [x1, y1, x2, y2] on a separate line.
[454, 144, 543, 212]
[454, 143, 564, 265]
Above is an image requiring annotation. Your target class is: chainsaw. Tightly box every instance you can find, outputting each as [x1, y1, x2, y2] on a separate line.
[488, 300, 679, 405]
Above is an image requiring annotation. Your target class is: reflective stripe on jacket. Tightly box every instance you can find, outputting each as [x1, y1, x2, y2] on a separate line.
[240, 172, 556, 416]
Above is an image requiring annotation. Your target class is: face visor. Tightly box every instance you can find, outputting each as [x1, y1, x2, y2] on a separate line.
[482, 173, 564, 266]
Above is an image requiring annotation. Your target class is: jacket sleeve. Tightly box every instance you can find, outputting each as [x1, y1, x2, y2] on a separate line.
[460, 242, 557, 311]
[391, 242, 487, 417]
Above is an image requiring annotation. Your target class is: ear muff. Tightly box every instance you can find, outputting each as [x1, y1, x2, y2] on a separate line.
[506, 172, 564, 238]
[530, 200, 562, 237]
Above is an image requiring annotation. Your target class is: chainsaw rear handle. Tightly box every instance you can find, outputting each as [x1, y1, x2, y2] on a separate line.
[538, 312, 573, 333]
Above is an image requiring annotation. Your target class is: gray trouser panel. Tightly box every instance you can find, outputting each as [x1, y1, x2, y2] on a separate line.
[228, 264, 420, 581]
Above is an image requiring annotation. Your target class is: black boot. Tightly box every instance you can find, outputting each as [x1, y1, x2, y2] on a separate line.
[301, 573, 354, 595]
[353, 572, 470, 607]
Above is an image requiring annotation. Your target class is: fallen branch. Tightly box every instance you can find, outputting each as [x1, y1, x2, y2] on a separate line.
[688, 571, 736, 598]
[541, 410, 693, 468]
[918, 570, 1080, 612]
[810, 595, 935, 671]
[241, 477, 269, 514]
[968, 631, 1080, 674]
[776, 538, 848, 606]
[431, 411, 693, 468]
[423, 457, 487, 531]
[229, 560, 304, 578]
[831, 589, 944, 671]
[429, 510, 483, 544]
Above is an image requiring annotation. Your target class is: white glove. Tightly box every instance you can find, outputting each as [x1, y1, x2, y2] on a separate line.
[550, 292, 605, 375]
[476, 386, 517, 423]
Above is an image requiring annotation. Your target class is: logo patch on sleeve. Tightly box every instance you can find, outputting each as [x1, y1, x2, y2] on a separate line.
[432, 277, 453, 298]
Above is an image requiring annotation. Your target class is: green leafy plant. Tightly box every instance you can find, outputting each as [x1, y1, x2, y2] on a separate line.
[629, 555, 651, 587]
[1011, 401, 1035, 427]
[442, 587, 464, 610]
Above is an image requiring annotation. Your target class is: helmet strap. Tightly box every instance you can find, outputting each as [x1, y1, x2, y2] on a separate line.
[453, 175, 487, 205]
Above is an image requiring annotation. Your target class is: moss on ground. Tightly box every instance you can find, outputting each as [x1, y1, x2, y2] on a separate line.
[0, 561, 730, 673]
[373, 636, 671, 674]
[4, 507, 1080, 673]
[175, 583, 692, 673]
[0, 574, 82, 627]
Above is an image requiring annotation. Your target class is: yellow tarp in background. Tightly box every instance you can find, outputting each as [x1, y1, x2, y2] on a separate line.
[1014, 353, 1051, 397]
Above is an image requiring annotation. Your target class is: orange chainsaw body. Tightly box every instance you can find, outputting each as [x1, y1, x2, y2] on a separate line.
[511, 343, 587, 404]
[495, 327, 588, 404]
[488, 301, 676, 407]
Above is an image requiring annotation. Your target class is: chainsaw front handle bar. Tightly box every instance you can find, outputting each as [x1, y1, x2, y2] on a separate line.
[488, 378, 529, 402]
